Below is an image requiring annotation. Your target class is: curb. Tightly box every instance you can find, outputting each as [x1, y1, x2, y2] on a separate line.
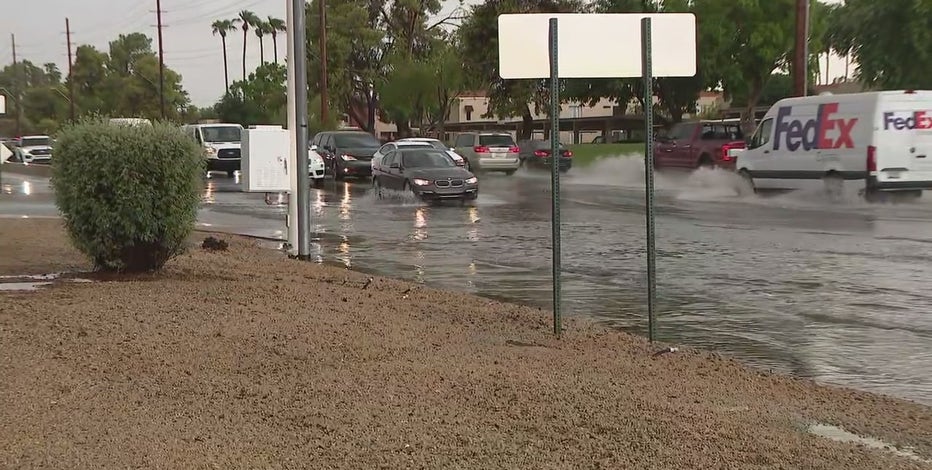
[0, 163, 53, 178]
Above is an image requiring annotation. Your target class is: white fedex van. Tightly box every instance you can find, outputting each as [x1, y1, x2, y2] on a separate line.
[734, 90, 932, 201]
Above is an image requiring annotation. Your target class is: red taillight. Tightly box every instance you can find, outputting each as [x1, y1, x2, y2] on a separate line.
[533, 150, 548, 157]
[867, 145, 877, 172]
[509, 145, 520, 153]
[473, 145, 489, 153]
[720, 141, 746, 162]
[563, 150, 573, 158]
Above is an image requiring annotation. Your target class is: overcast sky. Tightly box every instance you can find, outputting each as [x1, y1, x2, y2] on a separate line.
[2, 0, 849, 108]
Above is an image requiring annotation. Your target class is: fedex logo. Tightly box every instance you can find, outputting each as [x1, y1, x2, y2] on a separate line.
[773, 103, 858, 151]
[883, 111, 932, 130]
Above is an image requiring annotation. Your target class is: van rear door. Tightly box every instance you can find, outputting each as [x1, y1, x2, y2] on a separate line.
[874, 92, 932, 189]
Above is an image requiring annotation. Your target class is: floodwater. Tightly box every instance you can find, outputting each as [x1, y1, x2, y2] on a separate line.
[3, 159, 932, 405]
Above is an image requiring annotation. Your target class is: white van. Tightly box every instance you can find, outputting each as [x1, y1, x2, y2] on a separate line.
[734, 90, 932, 201]
[182, 123, 244, 177]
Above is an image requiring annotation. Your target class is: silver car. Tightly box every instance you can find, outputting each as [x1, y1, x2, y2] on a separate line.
[452, 132, 521, 174]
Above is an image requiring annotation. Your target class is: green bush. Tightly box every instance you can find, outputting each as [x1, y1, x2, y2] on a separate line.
[51, 118, 204, 272]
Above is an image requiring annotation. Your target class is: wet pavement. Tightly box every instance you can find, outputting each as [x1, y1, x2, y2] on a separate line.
[3, 161, 932, 405]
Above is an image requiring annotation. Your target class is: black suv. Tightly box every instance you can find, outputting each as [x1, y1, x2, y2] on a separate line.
[311, 130, 382, 180]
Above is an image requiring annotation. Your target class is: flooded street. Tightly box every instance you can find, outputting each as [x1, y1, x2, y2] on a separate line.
[3, 157, 932, 405]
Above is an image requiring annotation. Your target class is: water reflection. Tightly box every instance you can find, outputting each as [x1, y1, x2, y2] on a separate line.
[21, 181, 32, 196]
[413, 206, 429, 241]
[466, 205, 480, 241]
[202, 181, 216, 204]
[337, 235, 351, 267]
[339, 183, 352, 221]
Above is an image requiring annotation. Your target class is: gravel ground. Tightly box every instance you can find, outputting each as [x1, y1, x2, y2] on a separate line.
[1, 219, 930, 469]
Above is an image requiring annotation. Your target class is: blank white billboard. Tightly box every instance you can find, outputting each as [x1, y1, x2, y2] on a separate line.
[498, 13, 697, 79]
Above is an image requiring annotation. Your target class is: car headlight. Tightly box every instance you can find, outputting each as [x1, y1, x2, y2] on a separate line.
[205, 147, 217, 157]
[465, 177, 478, 184]
[412, 178, 431, 186]
[341, 154, 356, 161]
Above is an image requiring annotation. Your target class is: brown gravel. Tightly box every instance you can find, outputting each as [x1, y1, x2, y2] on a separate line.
[1, 219, 930, 469]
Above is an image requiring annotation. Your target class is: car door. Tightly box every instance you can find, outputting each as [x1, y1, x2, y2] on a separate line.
[671, 122, 699, 166]
[380, 151, 403, 189]
[373, 143, 394, 173]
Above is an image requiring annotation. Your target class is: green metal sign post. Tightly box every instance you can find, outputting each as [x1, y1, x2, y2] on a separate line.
[548, 18, 563, 338]
[641, 17, 657, 342]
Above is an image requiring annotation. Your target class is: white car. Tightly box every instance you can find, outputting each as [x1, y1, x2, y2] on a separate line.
[371, 138, 466, 178]
[308, 147, 326, 186]
[14, 135, 54, 164]
[734, 90, 932, 202]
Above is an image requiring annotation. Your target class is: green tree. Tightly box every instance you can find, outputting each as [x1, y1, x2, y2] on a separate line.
[216, 63, 288, 126]
[694, 0, 797, 130]
[267, 16, 287, 63]
[458, 0, 583, 139]
[235, 10, 261, 80]
[212, 19, 238, 92]
[826, 0, 932, 89]
[68, 45, 110, 115]
[306, 0, 385, 132]
[254, 19, 270, 64]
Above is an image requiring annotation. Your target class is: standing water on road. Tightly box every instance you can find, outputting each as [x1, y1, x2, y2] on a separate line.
[6, 166, 931, 405]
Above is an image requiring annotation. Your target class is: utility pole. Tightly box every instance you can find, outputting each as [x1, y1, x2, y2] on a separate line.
[66, 18, 76, 121]
[155, 0, 166, 118]
[793, 0, 810, 97]
[293, 0, 311, 259]
[11, 34, 22, 137]
[319, 0, 329, 125]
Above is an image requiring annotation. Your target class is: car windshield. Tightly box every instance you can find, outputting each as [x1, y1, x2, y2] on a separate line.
[478, 135, 515, 146]
[334, 133, 380, 147]
[403, 150, 455, 168]
[21, 137, 51, 147]
[665, 123, 695, 141]
[533, 140, 565, 150]
[201, 126, 241, 143]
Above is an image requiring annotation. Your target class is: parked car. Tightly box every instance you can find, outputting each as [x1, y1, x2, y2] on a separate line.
[373, 147, 478, 202]
[517, 139, 574, 172]
[451, 132, 521, 174]
[14, 135, 54, 165]
[311, 130, 381, 180]
[653, 119, 746, 170]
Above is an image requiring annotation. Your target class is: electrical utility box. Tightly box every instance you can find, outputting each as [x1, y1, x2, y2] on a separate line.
[241, 125, 290, 192]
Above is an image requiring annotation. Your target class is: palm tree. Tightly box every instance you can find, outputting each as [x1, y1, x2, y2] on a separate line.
[234, 10, 259, 79]
[254, 20, 268, 64]
[211, 19, 237, 92]
[267, 17, 286, 63]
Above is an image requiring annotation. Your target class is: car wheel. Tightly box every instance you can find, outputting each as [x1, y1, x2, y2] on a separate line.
[698, 155, 714, 169]
[373, 177, 383, 199]
[313, 178, 325, 188]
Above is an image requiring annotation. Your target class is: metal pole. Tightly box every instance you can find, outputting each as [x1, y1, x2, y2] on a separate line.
[11, 34, 22, 137]
[156, 0, 166, 118]
[318, 0, 329, 125]
[641, 17, 657, 343]
[285, 0, 299, 257]
[793, 0, 810, 97]
[66, 18, 76, 121]
[293, 0, 312, 259]
[548, 18, 562, 337]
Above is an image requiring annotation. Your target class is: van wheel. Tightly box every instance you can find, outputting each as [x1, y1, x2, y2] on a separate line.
[890, 190, 922, 204]
[822, 172, 844, 200]
[738, 169, 756, 195]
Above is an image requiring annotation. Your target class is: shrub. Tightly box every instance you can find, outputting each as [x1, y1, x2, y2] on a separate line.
[51, 118, 204, 272]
